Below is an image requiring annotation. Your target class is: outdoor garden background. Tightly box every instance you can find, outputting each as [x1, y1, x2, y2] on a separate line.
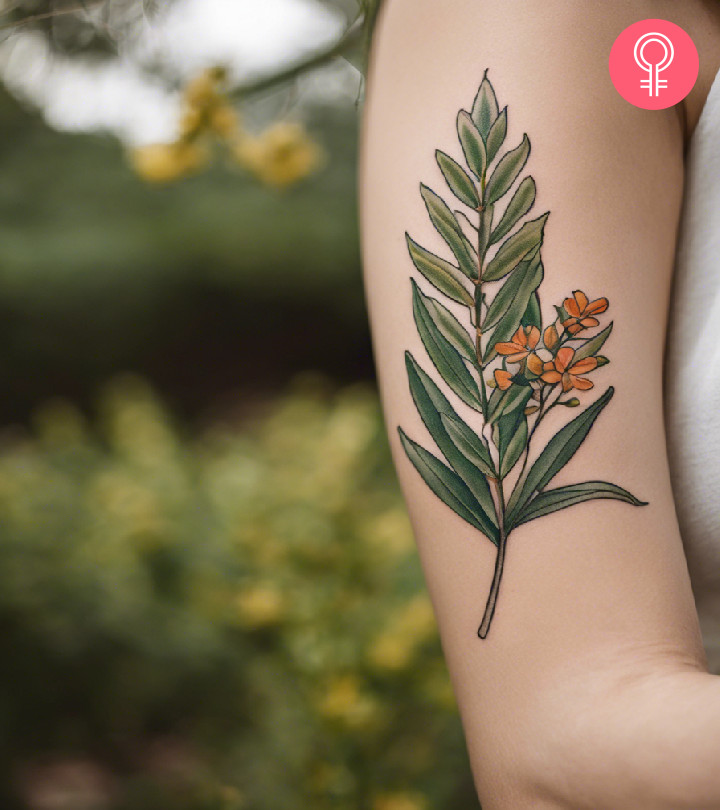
[0, 1, 482, 808]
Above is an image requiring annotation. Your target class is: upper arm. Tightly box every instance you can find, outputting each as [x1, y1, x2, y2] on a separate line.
[359, 1, 711, 806]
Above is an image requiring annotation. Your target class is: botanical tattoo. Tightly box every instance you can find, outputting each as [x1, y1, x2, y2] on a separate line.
[398, 70, 647, 639]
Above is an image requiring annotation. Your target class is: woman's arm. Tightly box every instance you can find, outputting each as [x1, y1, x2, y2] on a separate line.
[359, 1, 720, 807]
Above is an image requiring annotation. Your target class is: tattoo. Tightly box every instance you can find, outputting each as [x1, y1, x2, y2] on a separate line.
[398, 70, 647, 639]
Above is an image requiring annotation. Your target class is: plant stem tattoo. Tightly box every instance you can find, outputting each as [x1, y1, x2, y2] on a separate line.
[398, 70, 647, 639]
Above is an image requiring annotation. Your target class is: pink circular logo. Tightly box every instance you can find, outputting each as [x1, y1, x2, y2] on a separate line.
[609, 19, 698, 109]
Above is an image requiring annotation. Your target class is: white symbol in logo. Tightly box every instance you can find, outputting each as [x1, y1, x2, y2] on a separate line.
[634, 32, 674, 96]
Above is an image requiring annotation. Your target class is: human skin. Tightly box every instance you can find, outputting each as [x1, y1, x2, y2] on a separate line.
[358, 1, 720, 807]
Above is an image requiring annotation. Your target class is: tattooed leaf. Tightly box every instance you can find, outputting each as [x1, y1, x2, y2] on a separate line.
[477, 203, 494, 266]
[436, 150, 480, 208]
[489, 176, 536, 247]
[484, 252, 543, 362]
[412, 281, 482, 409]
[507, 387, 615, 522]
[483, 212, 548, 282]
[485, 106, 507, 165]
[573, 322, 613, 363]
[488, 384, 532, 425]
[417, 285, 476, 362]
[494, 406, 529, 478]
[405, 351, 498, 537]
[522, 291, 542, 329]
[398, 428, 494, 535]
[420, 184, 478, 279]
[406, 234, 474, 306]
[440, 413, 495, 477]
[471, 72, 499, 139]
[485, 134, 530, 205]
[511, 481, 647, 529]
[457, 111, 487, 182]
[484, 249, 541, 329]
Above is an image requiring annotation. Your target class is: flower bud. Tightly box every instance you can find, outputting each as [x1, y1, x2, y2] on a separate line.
[563, 397, 580, 407]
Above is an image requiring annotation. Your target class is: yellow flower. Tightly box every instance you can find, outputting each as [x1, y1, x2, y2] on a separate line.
[317, 675, 378, 728]
[368, 595, 436, 672]
[129, 141, 208, 183]
[373, 792, 428, 810]
[235, 584, 286, 628]
[234, 122, 324, 188]
[183, 66, 227, 108]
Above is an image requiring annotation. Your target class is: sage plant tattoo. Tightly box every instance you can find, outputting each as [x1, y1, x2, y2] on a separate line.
[398, 70, 647, 639]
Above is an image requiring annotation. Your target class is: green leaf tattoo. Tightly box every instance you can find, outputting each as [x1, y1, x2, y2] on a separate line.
[399, 69, 647, 639]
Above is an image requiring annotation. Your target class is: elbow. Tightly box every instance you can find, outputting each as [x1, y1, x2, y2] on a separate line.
[470, 663, 720, 810]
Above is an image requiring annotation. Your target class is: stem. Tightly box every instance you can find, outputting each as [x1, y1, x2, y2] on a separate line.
[230, 18, 363, 101]
[478, 477, 506, 638]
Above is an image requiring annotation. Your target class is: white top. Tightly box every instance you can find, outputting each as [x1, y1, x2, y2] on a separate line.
[665, 65, 720, 671]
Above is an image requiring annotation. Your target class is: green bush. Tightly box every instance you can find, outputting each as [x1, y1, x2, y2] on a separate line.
[0, 376, 478, 810]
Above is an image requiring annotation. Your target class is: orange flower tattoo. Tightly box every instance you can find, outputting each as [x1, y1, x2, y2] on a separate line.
[494, 325, 540, 363]
[562, 290, 609, 335]
[540, 346, 598, 392]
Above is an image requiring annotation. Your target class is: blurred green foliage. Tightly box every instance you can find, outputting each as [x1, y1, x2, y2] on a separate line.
[0, 88, 368, 422]
[0, 375, 478, 809]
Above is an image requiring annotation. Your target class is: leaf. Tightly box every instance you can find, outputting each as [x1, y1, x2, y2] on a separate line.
[485, 134, 530, 205]
[420, 184, 478, 279]
[511, 480, 647, 529]
[404, 352, 499, 539]
[573, 322, 613, 363]
[412, 281, 482, 409]
[488, 384, 532, 425]
[419, 286, 477, 362]
[398, 428, 493, 534]
[521, 291, 542, 329]
[489, 176, 536, 246]
[506, 386, 615, 522]
[471, 72, 499, 139]
[457, 111, 487, 182]
[484, 252, 543, 362]
[406, 233, 474, 307]
[436, 150, 480, 208]
[494, 406, 528, 478]
[483, 212, 548, 281]
[485, 106, 507, 164]
[483, 250, 541, 330]
[477, 204, 493, 264]
[440, 413, 495, 477]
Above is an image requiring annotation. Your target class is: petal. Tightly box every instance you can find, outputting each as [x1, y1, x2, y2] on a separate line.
[573, 290, 589, 313]
[573, 376, 594, 390]
[495, 369, 513, 390]
[564, 297, 581, 318]
[543, 324, 559, 349]
[586, 297, 609, 316]
[495, 342, 520, 355]
[514, 327, 528, 348]
[526, 326, 541, 349]
[542, 370, 562, 384]
[567, 323, 583, 335]
[580, 317, 599, 328]
[526, 353, 544, 375]
[507, 351, 529, 364]
[555, 346, 575, 373]
[562, 373, 573, 392]
[570, 357, 598, 374]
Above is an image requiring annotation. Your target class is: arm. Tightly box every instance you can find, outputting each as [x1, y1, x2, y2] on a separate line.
[359, 1, 720, 807]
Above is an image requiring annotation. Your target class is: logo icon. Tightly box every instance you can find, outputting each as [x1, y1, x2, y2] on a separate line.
[634, 32, 674, 96]
[609, 19, 698, 110]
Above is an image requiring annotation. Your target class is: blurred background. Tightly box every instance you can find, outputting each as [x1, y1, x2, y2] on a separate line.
[0, 2, 480, 808]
